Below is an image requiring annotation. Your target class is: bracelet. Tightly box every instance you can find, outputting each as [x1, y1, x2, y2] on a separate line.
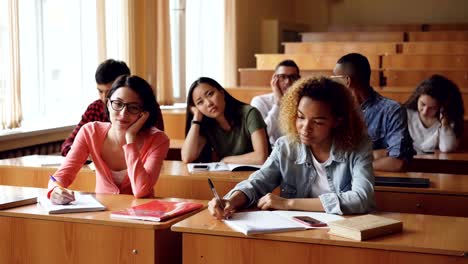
[191, 120, 202, 125]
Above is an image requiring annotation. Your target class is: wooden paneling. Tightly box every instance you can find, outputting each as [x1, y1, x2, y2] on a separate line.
[327, 24, 421, 32]
[300, 32, 405, 42]
[383, 69, 468, 88]
[255, 54, 381, 70]
[423, 24, 468, 31]
[239, 68, 381, 87]
[284, 41, 398, 55]
[401, 42, 468, 54]
[382, 54, 468, 69]
[225, 87, 271, 104]
[408, 31, 468, 41]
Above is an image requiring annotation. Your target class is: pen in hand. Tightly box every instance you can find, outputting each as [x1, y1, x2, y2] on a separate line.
[208, 178, 225, 209]
[50, 175, 75, 204]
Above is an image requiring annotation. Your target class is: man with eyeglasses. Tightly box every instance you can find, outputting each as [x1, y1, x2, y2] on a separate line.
[251, 60, 301, 145]
[61, 59, 164, 156]
[333, 53, 415, 172]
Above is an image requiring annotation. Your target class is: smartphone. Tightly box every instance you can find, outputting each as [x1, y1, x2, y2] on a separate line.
[292, 216, 327, 227]
[193, 164, 209, 170]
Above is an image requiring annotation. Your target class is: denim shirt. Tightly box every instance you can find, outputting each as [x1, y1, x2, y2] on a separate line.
[362, 89, 415, 160]
[229, 136, 375, 215]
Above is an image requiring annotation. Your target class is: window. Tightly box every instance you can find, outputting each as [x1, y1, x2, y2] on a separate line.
[18, 0, 98, 128]
[170, 0, 224, 103]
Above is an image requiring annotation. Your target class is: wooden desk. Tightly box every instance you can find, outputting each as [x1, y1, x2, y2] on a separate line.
[1, 158, 468, 217]
[300, 31, 405, 42]
[172, 210, 468, 264]
[255, 54, 381, 70]
[407, 31, 468, 41]
[382, 54, 468, 69]
[284, 41, 398, 55]
[0, 185, 205, 264]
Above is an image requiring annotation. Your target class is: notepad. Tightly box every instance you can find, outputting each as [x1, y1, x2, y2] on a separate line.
[187, 162, 262, 173]
[110, 200, 203, 222]
[37, 193, 106, 214]
[223, 211, 344, 235]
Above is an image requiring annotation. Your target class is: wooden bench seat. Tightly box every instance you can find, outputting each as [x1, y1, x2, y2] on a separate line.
[327, 24, 421, 32]
[239, 68, 381, 87]
[283, 41, 398, 55]
[255, 54, 381, 70]
[383, 69, 468, 88]
[382, 54, 468, 69]
[300, 31, 405, 42]
[401, 41, 468, 55]
[408, 31, 468, 41]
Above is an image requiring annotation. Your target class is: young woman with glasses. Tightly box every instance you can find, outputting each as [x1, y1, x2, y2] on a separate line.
[48, 75, 169, 204]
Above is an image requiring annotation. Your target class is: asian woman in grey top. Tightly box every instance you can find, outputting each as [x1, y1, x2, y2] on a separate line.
[208, 77, 375, 217]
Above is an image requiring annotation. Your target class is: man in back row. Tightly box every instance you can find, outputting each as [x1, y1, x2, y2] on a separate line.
[61, 59, 165, 156]
[333, 53, 415, 171]
[251, 60, 301, 145]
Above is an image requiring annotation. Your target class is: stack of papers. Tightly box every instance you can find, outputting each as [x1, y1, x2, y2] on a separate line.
[37, 193, 106, 214]
[187, 162, 262, 172]
[224, 211, 344, 235]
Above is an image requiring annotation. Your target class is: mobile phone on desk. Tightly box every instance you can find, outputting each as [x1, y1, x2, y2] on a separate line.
[193, 164, 209, 170]
[292, 216, 327, 227]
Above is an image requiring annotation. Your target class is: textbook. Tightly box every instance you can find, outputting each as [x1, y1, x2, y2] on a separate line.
[187, 162, 262, 173]
[328, 214, 403, 241]
[0, 186, 41, 210]
[37, 193, 106, 214]
[223, 211, 344, 235]
[110, 200, 204, 222]
[374, 176, 430, 188]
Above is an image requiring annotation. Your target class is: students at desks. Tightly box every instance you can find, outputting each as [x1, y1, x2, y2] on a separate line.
[61, 59, 165, 156]
[181, 77, 270, 165]
[250, 60, 301, 145]
[404, 74, 465, 154]
[332, 53, 415, 172]
[208, 77, 375, 219]
[48, 75, 169, 205]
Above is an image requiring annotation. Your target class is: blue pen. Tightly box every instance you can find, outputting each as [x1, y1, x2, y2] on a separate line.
[49, 175, 64, 188]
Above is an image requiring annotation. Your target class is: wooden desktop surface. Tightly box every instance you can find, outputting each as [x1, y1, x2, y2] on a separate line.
[171, 209, 468, 264]
[0, 185, 206, 264]
[1, 157, 468, 216]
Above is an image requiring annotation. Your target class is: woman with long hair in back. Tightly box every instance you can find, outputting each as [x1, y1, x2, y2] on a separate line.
[404, 74, 464, 153]
[208, 76, 375, 217]
[181, 77, 270, 164]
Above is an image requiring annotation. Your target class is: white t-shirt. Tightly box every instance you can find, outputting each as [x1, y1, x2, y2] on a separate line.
[311, 153, 331, 197]
[406, 109, 458, 153]
[111, 169, 127, 185]
[250, 93, 282, 146]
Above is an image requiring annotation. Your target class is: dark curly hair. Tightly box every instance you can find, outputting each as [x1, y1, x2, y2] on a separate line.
[280, 76, 367, 151]
[404, 74, 464, 137]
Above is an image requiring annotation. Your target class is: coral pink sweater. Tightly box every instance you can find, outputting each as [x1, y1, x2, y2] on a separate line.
[48, 122, 169, 197]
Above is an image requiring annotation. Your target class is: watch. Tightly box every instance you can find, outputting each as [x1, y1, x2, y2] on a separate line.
[191, 120, 202, 125]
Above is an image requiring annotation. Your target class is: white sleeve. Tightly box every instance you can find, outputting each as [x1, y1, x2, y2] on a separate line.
[251, 96, 280, 144]
[438, 124, 459, 152]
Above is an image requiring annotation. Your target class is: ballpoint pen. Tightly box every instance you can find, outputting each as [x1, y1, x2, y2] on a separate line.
[208, 178, 225, 209]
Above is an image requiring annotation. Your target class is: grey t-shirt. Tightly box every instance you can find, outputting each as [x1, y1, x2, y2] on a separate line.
[205, 105, 267, 159]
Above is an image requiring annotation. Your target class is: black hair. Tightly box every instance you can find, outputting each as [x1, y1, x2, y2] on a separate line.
[336, 53, 371, 86]
[404, 74, 465, 137]
[105, 75, 163, 131]
[95, 59, 131, 85]
[185, 77, 247, 162]
[275, 59, 300, 75]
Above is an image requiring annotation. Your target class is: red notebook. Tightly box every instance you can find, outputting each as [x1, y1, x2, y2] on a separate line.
[110, 200, 203, 222]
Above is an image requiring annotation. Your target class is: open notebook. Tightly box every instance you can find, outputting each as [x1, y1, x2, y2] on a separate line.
[224, 211, 344, 235]
[187, 162, 262, 173]
[37, 193, 106, 214]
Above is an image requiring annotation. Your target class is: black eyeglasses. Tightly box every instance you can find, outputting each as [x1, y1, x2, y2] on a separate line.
[276, 74, 300, 82]
[109, 100, 144, 115]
